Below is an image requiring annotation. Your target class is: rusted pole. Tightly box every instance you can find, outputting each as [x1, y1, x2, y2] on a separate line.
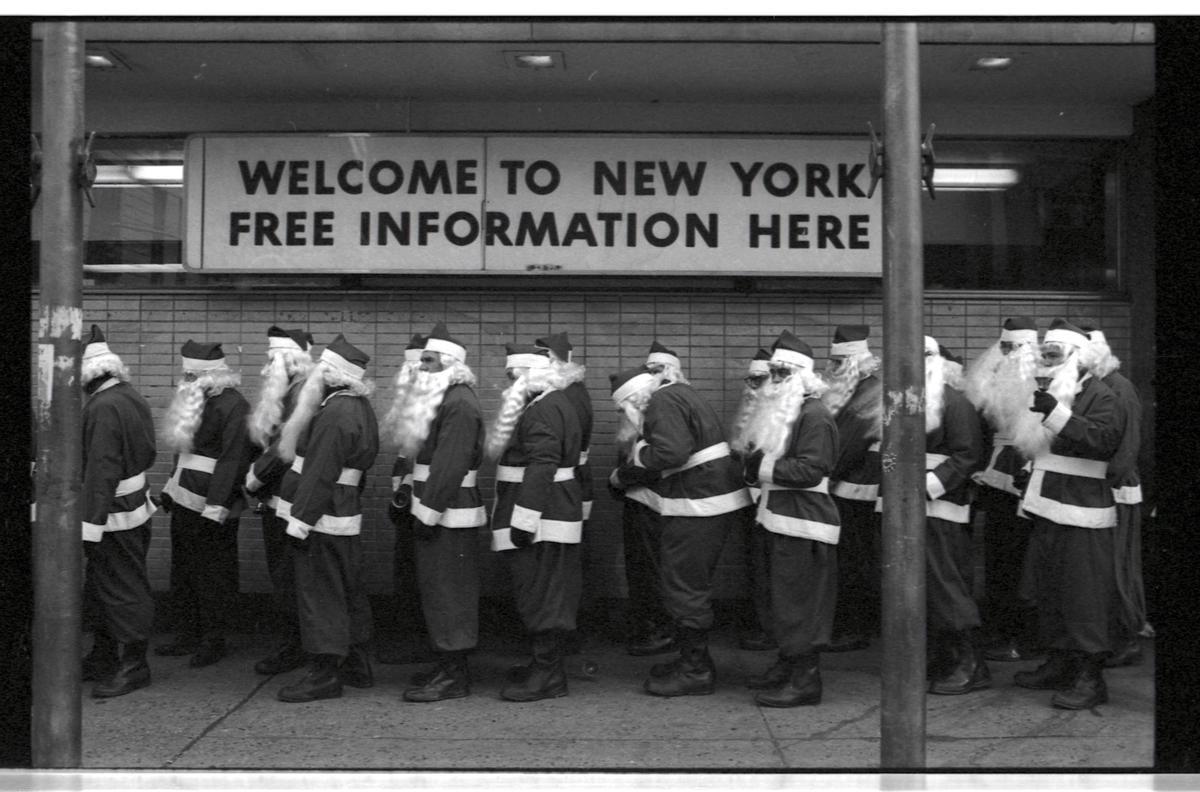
[878, 21, 927, 769]
[33, 21, 85, 768]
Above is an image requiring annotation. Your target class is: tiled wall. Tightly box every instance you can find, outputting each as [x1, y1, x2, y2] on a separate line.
[43, 289, 1133, 599]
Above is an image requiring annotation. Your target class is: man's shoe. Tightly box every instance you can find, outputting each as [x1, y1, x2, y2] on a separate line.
[747, 656, 791, 690]
[404, 662, 470, 702]
[1051, 656, 1109, 710]
[254, 642, 306, 675]
[92, 642, 151, 699]
[278, 657, 343, 703]
[627, 628, 676, 657]
[1103, 640, 1143, 668]
[188, 639, 226, 668]
[340, 644, 374, 689]
[1014, 651, 1078, 691]
[739, 630, 779, 652]
[644, 646, 715, 697]
[754, 655, 821, 708]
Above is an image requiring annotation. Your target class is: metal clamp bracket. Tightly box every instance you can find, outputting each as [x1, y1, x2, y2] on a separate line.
[865, 122, 938, 200]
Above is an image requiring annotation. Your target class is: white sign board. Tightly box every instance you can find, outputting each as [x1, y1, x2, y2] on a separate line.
[185, 134, 880, 276]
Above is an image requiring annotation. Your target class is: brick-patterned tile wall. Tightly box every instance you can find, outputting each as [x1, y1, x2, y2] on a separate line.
[37, 290, 1133, 599]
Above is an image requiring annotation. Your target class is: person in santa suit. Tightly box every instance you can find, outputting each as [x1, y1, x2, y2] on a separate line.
[915, 335, 988, 695]
[157, 340, 254, 669]
[1012, 318, 1122, 710]
[1079, 324, 1149, 669]
[963, 316, 1043, 663]
[80, 325, 158, 698]
[376, 333, 431, 663]
[488, 343, 584, 702]
[729, 348, 777, 652]
[740, 331, 840, 707]
[820, 324, 883, 653]
[391, 324, 486, 702]
[609, 350, 753, 697]
[273, 334, 379, 703]
[534, 332, 594, 653]
[243, 326, 314, 677]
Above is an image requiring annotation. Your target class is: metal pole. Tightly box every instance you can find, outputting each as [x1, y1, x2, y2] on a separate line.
[879, 22, 927, 769]
[33, 21, 85, 768]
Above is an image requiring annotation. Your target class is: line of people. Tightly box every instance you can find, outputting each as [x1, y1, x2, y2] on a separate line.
[77, 315, 1145, 713]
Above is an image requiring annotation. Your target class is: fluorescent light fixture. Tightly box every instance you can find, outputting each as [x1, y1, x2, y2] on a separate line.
[94, 164, 183, 185]
[971, 56, 1013, 71]
[931, 168, 1020, 191]
[84, 49, 129, 70]
[505, 51, 564, 70]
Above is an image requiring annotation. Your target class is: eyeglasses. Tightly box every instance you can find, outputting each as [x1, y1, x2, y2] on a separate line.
[743, 374, 768, 387]
[769, 365, 793, 381]
[505, 369, 521, 382]
[419, 354, 439, 365]
[183, 371, 199, 382]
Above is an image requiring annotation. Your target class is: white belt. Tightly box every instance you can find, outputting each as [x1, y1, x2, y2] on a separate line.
[178, 453, 216, 474]
[496, 465, 576, 483]
[289, 456, 363, 486]
[1033, 453, 1108, 480]
[761, 478, 829, 494]
[579, 449, 590, 465]
[868, 441, 881, 453]
[926, 453, 949, 469]
[662, 442, 731, 478]
[114, 472, 147, 497]
[413, 463, 478, 488]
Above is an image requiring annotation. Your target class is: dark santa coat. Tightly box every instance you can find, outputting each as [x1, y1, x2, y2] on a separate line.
[162, 387, 254, 524]
[82, 379, 158, 541]
[753, 397, 841, 544]
[830, 374, 883, 502]
[409, 382, 486, 529]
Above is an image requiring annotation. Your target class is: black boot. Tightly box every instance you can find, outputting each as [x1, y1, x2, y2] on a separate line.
[929, 630, 991, 695]
[747, 655, 791, 690]
[278, 654, 343, 703]
[405, 651, 471, 702]
[340, 643, 374, 689]
[92, 641, 151, 698]
[189, 636, 227, 668]
[254, 639, 306, 675]
[501, 632, 568, 702]
[644, 627, 715, 697]
[83, 630, 118, 682]
[755, 653, 822, 707]
[1014, 649, 1078, 690]
[1104, 638, 1144, 668]
[927, 631, 955, 681]
[1051, 653, 1109, 709]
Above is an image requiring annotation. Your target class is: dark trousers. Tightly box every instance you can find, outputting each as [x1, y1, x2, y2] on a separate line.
[977, 486, 1035, 639]
[414, 526, 480, 652]
[84, 522, 154, 644]
[392, 512, 426, 633]
[509, 541, 583, 634]
[831, 495, 881, 637]
[745, 512, 774, 635]
[1025, 517, 1115, 655]
[168, 508, 239, 641]
[260, 510, 299, 643]
[1112, 502, 1147, 639]
[657, 512, 734, 632]
[622, 498, 670, 631]
[293, 531, 373, 657]
[769, 532, 837, 656]
[926, 516, 982, 632]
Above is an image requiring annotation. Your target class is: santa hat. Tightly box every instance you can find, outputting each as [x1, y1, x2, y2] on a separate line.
[1043, 318, 1088, 349]
[320, 334, 369, 380]
[610, 366, 657, 404]
[505, 342, 551, 370]
[404, 333, 427, 364]
[646, 341, 680, 370]
[830, 324, 871, 357]
[535, 331, 573, 363]
[424, 323, 467, 364]
[181, 340, 227, 373]
[769, 330, 814, 370]
[999, 316, 1038, 346]
[924, 335, 940, 356]
[83, 324, 112, 360]
[267, 325, 311, 353]
[938, 343, 964, 367]
[1078, 323, 1110, 348]
[747, 348, 771, 376]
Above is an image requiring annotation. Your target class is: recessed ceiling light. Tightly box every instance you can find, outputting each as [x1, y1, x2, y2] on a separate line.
[505, 51, 564, 70]
[971, 56, 1013, 71]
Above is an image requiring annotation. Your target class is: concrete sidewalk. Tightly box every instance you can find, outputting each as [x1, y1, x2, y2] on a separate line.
[74, 629, 1154, 771]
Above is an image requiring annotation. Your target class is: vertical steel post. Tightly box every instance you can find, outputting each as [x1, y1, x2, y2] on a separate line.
[878, 22, 927, 769]
[33, 21, 85, 768]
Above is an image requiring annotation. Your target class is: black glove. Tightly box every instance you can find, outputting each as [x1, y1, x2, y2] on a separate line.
[510, 526, 535, 548]
[615, 465, 661, 488]
[413, 519, 437, 542]
[157, 491, 174, 513]
[387, 497, 408, 529]
[1030, 389, 1058, 417]
[1012, 467, 1031, 494]
[743, 452, 763, 485]
[607, 481, 626, 502]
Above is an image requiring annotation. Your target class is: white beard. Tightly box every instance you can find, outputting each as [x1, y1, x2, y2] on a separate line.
[965, 342, 1043, 443]
[275, 364, 328, 463]
[925, 355, 946, 434]
[162, 369, 240, 453]
[1011, 353, 1081, 459]
[485, 376, 531, 459]
[744, 374, 807, 458]
[381, 360, 423, 451]
[820, 356, 862, 416]
[728, 386, 764, 454]
[614, 388, 653, 461]
[393, 368, 453, 458]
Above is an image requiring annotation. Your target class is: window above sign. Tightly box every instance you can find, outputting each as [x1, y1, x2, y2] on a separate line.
[31, 136, 1121, 292]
